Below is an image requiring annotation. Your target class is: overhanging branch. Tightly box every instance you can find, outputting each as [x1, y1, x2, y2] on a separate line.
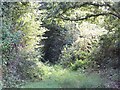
[60, 2, 109, 15]
[59, 2, 120, 19]
[57, 12, 120, 21]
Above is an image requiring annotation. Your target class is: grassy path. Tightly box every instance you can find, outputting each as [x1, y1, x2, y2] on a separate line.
[21, 70, 106, 88]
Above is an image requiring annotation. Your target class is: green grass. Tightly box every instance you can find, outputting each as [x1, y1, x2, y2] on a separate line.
[21, 68, 105, 88]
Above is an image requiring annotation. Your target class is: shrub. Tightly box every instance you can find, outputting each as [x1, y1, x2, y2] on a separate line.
[71, 59, 90, 70]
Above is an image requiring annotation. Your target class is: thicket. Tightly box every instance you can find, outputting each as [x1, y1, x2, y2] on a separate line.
[0, 1, 120, 88]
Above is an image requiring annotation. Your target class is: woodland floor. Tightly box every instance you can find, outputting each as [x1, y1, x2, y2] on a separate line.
[21, 68, 120, 88]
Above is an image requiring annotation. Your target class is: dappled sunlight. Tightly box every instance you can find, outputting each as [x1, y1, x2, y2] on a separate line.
[1, 1, 120, 88]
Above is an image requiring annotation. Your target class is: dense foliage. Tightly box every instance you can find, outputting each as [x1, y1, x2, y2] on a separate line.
[0, 1, 120, 88]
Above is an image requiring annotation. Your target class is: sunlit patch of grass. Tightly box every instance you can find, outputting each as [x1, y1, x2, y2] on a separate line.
[22, 65, 105, 88]
[21, 80, 60, 88]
